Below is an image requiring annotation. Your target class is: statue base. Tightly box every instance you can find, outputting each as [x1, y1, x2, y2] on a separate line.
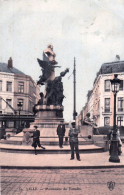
[23, 105, 68, 144]
[31, 105, 64, 126]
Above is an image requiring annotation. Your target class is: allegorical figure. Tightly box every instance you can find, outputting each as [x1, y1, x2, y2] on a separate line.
[45, 68, 69, 106]
[36, 44, 69, 107]
[31, 126, 45, 155]
[32, 92, 44, 115]
[37, 92, 44, 105]
[68, 120, 81, 161]
[43, 44, 58, 65]
[37, 44, 59, 85]
[57, 121, 66, 148]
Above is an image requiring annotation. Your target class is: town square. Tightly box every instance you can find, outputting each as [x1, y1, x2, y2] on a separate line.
[0, 0, 124, 195]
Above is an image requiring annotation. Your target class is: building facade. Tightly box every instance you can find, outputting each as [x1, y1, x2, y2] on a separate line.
[0, 58, 40, 130]
[79, 60, 124, 128]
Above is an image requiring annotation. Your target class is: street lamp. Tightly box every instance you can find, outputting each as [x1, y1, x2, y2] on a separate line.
[17, 101, 23, 132]
[109, 74, 121, 163]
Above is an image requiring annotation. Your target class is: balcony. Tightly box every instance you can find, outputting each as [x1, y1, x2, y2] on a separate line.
[102, 109, 112, 115]
[104, 108, 110, 113]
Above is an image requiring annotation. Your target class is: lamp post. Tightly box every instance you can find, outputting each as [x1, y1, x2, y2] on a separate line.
[17, 102, 23, 132]
[109, 74, 121, 163]
[73, 57, 77, 120]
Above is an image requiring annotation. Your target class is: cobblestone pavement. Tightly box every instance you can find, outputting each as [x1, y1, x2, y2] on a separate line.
[1, 168, 124, 195]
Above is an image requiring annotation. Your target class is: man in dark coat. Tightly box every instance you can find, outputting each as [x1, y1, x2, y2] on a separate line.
[68, 120, 81, 161]
[32, 126, 45, 155]
[57, 121, 66, 148]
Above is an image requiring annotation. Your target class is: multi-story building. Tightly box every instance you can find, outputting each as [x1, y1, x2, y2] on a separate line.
[79, 59, 124, 128]
[0, 57, 40, 131]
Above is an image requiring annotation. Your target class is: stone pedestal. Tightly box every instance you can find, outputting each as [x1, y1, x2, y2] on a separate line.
[30, 105, 64, 129]
[23, 105, 68, 145]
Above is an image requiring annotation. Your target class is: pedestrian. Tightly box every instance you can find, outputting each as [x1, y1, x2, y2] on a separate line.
[109, 128, 122, 156]
[68, 120, 81, 161]
[117, 129, 122, 156]
[31, 126, 45, 155]
[57, 120, 66, 148]
[108, 130, 113, 155]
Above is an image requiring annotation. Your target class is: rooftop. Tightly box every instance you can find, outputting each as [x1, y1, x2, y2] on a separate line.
[100, 60, 124, 74]
[0, 62, 25, 76]
[93, 60, 124, 85]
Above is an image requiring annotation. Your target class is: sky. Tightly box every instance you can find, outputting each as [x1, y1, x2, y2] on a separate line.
[0, 0, 124, 121]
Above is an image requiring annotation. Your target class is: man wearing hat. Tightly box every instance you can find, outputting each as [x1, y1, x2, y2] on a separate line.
[68, 120, 81, 161]
[57, 120, 66, 148]
[32, 126, 45, 155]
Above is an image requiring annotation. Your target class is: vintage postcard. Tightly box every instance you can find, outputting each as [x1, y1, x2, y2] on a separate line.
[0, 0, 124, 194]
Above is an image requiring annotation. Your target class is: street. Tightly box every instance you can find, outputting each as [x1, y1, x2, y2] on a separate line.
[1, 168, 124, 195]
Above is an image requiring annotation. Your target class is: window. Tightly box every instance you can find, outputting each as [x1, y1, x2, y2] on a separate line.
[104, 80, 110, 92]
[0, 81, 2, 91]
[104, 117, 110, 126]
[105, 98, 110, 112]
[117, 117, 123, 126]
[6, 81, 12, 92]
[29, 83, 34, 95]
[29, 100, 32, 112]
[18, 82, 24, 93]
[118, 97, 124, 112]
[6, 99, 12, 108]
[17, 99, 23, 110]
[119, 80, 123, 91]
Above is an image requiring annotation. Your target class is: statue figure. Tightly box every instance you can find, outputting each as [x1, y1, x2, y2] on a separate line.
[43, 44, 58, 65]
[37, 92, 44, 105]
[37, 45, 60, 85]
[37, 60, 54, 85]
[36, 45, 69, 108]
[45, 68, 69, 106]
[45, 80, 54, 105]
[32, 92, 44, 115]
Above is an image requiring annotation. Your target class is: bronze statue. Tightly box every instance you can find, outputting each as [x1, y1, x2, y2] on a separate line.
[36, 45, 69, 108]
[37, 45, 60, 85]
[45, 68, 69, 106]
[43, 44, 58, 65]
[32, 92, 44, 115]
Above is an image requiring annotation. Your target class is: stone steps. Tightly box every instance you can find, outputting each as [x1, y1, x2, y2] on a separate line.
[0, 139, 93, 145]
[0, 143, 104, 154]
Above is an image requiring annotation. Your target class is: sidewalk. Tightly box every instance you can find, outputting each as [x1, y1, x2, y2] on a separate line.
[0, 145, 124, 169]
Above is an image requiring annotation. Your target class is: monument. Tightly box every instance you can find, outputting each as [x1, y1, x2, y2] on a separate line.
[24, 45, 69, 143]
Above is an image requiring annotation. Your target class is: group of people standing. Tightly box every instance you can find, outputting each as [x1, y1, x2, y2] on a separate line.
[31, 122, 122, 160]
[31, 120, 81, 161]
[57, 120, 81, 160]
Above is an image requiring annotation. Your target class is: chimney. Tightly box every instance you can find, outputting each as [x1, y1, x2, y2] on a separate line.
[8, 57, 13, 68]
[115, 55, 120, 61]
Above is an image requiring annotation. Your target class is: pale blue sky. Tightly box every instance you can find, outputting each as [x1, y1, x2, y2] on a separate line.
[0, 0, 124, 121]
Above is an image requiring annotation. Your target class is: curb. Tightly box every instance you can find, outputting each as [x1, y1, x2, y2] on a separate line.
[1, 165, 124, 169]
[0, 148, 104, 154]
